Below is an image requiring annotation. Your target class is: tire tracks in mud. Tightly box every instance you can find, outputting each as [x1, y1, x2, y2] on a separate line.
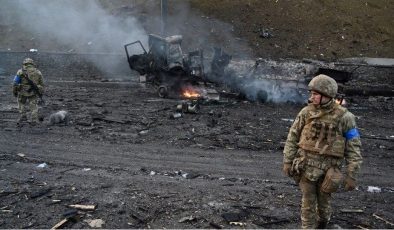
[0, 131, 284, 182]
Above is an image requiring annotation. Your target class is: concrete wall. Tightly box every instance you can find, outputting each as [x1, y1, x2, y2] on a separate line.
[0, 51, 134, 81]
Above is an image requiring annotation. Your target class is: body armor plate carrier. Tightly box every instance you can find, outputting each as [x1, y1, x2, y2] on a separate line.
[298, 104, 347, 158]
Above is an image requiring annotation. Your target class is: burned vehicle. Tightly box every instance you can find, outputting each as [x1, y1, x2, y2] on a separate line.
[125, 34, 203, 98]
[124, 34, 231, 98]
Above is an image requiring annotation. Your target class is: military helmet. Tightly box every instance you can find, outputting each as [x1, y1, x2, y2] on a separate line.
[308, 74, 338, 98]
[23, 58, 35, 66]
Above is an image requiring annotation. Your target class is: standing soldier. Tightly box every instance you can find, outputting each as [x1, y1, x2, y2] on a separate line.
[283, 74, 362, 229]
[12, 58, 45, 125]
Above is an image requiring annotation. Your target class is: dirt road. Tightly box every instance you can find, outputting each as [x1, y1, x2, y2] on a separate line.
[0, 68, 393, 229]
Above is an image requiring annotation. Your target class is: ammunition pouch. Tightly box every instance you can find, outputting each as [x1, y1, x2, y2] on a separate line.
[320, 167, 343, 193]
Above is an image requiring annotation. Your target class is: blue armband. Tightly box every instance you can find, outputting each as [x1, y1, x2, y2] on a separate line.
[344, 128, 360, 140]
[13, 75, 21, 84]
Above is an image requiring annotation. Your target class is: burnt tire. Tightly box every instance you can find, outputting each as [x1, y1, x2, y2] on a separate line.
[158, 85, 169, 98]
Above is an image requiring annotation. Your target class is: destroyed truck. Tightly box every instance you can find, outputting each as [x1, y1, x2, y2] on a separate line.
[125, 34, 204, 98]
[124, 34, 231, 98]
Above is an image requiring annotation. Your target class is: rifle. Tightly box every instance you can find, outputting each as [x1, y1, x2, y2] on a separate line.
[22, 70, 45, 105]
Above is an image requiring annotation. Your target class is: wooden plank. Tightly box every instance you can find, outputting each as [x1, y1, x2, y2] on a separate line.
[68, 204, 96, 211]
[51, 218, 68, 229]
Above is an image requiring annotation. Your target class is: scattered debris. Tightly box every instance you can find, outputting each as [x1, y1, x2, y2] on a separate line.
[36, 163, 48, 168]
[139, 130, 149, 135]
[281, 118, 294, 123]
[178, 215, 196, 223]
[340, 208, 364, 213]
[176, 100, 200, 114]
[68, 204, 96, 211]
[209, 222, 223, 229]
[170, 113, 182, 119]
[51, 199, 62, 204]
[182, 172, 200, 179]
[85, 219, 105, 228]
[367, 186, 381, 193]
[51, 218, 68, 229]
[373, 213, 394, 226]
[30, 187, 51, 199]
[229, 221, 246, 226]
[48, 110, 70, 126]
[259, 29, 273, 39]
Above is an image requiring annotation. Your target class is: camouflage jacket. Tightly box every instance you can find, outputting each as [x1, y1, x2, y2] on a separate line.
[13, 64, 44, 97]
[283, 100, 362, 178]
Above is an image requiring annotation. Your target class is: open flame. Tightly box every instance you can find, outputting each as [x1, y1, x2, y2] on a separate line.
[182, 87, 201, 99]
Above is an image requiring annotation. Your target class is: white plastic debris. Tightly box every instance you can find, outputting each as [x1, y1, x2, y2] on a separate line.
[149, 171, 156, 176]
[367, 186, 381, 193]
[171, 113, 182, 119]
[85, 219, 105, 228]
[83, 168, 91, 171]
[139, 130, 149, 135]
[281, 118, 294, 122]
[87, 41, 93, 45]
[37, 163, 48, 168]
[29, 49, 38, 52]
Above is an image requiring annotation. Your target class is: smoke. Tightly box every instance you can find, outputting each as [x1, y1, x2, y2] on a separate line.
[165, 3, 252, 59]
[239, 78, 307, 103]
[223, 60, 311, 104]
[0, 0, 147, 54]
[127, 0, 252, 59]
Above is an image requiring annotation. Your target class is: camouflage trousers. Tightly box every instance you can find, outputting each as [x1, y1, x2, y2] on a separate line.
[17, 95, 39, 122]
[299, 172, 331, 229]
[292, 151, 343, 228]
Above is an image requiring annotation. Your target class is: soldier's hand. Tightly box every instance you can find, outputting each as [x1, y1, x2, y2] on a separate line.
[282, 163, 292, 177]
[344, 176, 356, 191]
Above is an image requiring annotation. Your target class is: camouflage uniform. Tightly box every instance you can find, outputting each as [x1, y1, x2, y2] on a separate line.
[12, 58, 44, 124]
[283, 74, 362, 229]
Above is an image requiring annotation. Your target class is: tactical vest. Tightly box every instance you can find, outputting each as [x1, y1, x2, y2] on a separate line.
[17, 67, 41, 97]
[298, 104, 347, 158]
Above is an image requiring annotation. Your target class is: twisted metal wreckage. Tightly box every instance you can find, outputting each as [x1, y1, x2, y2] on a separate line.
[124, 34, 394, 105]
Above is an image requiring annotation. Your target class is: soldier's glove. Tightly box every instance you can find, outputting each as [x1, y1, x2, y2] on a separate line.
[344, 176, 356, 191]
[282, 163, 292, 177]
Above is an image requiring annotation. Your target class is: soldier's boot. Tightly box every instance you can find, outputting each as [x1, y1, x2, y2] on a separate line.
[29, 118, 40, 126]
[30, 112, 40, 126]
[317, 220, 328, 229]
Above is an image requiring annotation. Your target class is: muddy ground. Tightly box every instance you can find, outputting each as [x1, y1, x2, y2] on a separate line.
[0, 63, 393, 229]
[0, 0, 393, 229]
